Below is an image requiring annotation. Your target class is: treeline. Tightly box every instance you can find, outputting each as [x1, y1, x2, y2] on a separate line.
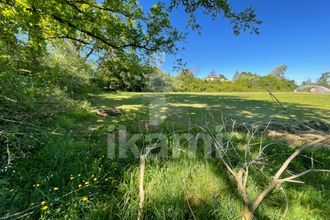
[301, 72, 330, 88]
[145, 65, 298, 92]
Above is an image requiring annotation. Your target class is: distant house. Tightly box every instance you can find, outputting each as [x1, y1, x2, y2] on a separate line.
[205, 72, 227, 82]
[294, 85, 330, 93]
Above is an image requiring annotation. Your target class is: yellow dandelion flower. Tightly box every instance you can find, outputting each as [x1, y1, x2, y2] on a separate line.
[53, 187, 59, 191]
[93, 178, 97, 181]
[82, 196, 88, 202]
[41, 205, 48, 211]
[41, 201, 46, 205]
[85, 181, 89, 185]
[78, 184, 82, 188]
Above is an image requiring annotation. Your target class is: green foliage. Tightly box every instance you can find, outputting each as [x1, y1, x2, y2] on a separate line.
[95, 53, 150, 91]
[0, 0, 182, 57]
[301, 72, 329, 88]
[206, 71, 227, 80]
[1, 90, 329, 219]
[169, 0, 262, 34]
[2, 1, 328, 219]
[177, 68, 195, 80]
[0, 0, 261, 62]
[0, 0, 262, 93]
[268, 64, 288, 79]
[0, 42, 95, 167]
[145, 68, 174, 92]
[173, 69, 297, 92]
[317, 72, 330, 88]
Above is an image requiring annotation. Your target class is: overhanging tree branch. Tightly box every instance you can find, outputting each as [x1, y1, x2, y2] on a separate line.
[50, 14, 155, 51]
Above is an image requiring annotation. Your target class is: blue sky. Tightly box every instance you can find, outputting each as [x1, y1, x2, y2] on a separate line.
[143, 0, 330, 84]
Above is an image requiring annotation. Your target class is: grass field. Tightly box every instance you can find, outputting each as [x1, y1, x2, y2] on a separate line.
[1, 92, 329, 219]
[90, 92, 330, 127]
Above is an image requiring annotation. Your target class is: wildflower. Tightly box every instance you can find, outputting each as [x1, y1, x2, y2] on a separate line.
[70, 176, 74, 180]
[33, 183, 40, 188]
[41, 205, 48, 211]
[78, 174, 81, 177]
[105, 178, 108, 181]
[85, 181, 89, 185]
[78, 184, 82, 188]
[82, 196, 88, 202]
[53, 187, 59, 191]
[41, 201, 46, 206]
[93, 178, 97, 181]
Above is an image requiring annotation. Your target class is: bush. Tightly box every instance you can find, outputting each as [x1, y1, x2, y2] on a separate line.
[0, 44, 96, 166]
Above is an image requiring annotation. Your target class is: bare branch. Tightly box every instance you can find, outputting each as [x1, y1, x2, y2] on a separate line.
[273, 138, 327, 181]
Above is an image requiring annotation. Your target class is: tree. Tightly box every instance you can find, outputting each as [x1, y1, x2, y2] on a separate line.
[170, 0, 262, 35]
[233, 71, 240, 80]
[96, 53, 150, 91]
[177, 68, 195, 80]
[1, 0, 261, 91]
[218, 74, 227, 80]
[302, 78, 313, 86]
[317, 72, 330, 87]
[237, 72, 258, 80]
[268, 65, 288, 79]
[145, 68, 173, 92]
[0, 0, 261, 61]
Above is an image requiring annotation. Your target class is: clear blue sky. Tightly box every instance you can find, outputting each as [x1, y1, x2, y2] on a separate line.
[143, 0, 330, 84]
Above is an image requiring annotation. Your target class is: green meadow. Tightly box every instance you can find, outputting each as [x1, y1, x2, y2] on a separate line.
[91, 92, 330, 125]
[1, 91, 329, 219]
[2, 1, 330, 219]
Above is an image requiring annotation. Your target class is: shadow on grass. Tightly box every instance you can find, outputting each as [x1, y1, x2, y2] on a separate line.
[87, 92, 330, 131]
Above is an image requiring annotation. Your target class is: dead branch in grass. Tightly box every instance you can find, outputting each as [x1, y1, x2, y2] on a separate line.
[205, 123, 329, 220]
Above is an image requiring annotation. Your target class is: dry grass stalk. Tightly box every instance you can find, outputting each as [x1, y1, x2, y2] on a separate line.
[137, 155, 146, 220]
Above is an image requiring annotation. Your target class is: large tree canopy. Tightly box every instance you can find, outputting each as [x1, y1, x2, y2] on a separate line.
[0, 0, 261, 59]
[1, 0, 183, 58]
[1, 0, 261, 91]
